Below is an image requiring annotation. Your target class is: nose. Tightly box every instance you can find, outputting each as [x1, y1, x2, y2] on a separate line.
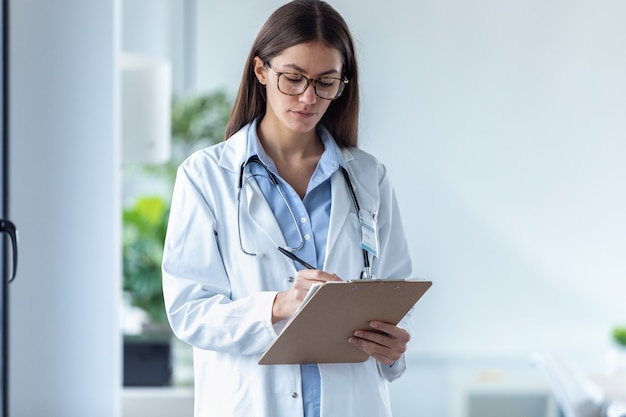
[299, 81, 317, 104]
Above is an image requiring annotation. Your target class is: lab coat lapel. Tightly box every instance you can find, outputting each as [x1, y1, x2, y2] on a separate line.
[325, 170, 353, 264]
[244, 179, 286, 249]
[218, 124, 286, 249]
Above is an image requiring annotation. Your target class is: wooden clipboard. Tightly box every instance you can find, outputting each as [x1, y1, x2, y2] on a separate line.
[258, 279, 432, 365]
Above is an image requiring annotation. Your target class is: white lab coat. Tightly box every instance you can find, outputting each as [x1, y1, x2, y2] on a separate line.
[162, 123, 413, 417]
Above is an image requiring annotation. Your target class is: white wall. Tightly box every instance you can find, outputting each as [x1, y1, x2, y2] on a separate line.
[364, 0, 626, 357]
[186, 0, 626, 357]
[9, 0, 121, 415]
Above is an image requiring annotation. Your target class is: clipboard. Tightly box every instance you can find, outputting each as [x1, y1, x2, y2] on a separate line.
[258, 279, 432, 365]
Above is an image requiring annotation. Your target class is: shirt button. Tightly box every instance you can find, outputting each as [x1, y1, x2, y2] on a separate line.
[304, 234, 311, 241]
[288, 276, 295, 283]
[291, 392, 298, 398]
[300, 217, 307, 224]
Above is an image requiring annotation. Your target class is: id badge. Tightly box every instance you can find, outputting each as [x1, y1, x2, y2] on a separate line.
[359, 209, 379, 257]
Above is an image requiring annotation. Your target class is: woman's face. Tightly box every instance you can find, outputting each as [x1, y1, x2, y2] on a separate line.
[254, 41, 343, 136]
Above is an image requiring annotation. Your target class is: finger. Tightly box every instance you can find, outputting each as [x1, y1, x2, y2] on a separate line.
[369, 321, 411, 342]
[348, 335, 399, 366]
[297, 269, 343, 283]
[290, 271, 339, 300]
[327, 272, 343, 282]
[352, 329, 407, 354]
[290, 275, 313, 292]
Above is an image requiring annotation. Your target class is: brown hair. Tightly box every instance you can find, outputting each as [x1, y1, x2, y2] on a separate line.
[224, 0, 360, 147]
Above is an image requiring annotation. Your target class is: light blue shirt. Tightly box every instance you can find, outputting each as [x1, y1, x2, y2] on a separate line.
[246, 119, 345, 417]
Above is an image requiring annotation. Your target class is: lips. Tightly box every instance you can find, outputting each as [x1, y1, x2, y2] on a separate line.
[292, 109, 316, 118]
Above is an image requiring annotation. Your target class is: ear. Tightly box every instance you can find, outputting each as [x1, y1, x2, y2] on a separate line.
[253, 57, 268, 85]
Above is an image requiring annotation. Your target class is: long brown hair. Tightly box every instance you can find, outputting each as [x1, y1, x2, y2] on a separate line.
[224, 0, 360, 147]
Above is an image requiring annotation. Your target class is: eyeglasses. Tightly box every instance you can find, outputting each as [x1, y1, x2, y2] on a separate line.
[267, 62, 348, 100]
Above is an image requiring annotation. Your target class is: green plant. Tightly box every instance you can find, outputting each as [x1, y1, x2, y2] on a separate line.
[142, 90, 233, 185]
[122, 90, 232, 329]
[171, 90, 232, 146]
[613, 326, 626, 347]
[123, 196, 170, 325]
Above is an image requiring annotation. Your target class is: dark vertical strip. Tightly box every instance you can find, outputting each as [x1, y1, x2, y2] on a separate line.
[1, 0, 6, 218]
[1, 0, 9, 414]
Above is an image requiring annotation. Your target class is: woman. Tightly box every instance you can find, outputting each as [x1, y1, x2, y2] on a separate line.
[162, 1, 413, 416]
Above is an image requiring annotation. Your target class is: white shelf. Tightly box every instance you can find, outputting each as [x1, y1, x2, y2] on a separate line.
[122, 387, 194, 417]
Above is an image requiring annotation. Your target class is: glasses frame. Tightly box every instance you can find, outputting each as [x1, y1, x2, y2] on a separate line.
[266, 62, 349, 101]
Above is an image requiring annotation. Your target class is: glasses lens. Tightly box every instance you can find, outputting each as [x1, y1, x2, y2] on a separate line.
[315, 78, 343, 100]
[277, 73, 308, 95]
[277, 73, 344, 100]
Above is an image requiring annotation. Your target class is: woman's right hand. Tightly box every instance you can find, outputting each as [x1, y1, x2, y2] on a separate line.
[272, 269, 342, 323]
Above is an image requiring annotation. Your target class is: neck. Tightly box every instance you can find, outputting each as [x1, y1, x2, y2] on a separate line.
[256, 118, 324, 199]
[257, 121, 323, 163]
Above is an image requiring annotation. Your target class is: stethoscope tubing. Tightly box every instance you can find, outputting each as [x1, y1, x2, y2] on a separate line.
[236, 155, 372, 279]
[237, 155, 305, 255]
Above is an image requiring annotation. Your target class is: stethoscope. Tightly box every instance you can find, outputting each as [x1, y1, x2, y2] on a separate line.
[236, 155, 372, 279]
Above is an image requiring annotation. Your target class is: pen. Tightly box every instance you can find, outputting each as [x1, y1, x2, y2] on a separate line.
[277, 247, 315, 270]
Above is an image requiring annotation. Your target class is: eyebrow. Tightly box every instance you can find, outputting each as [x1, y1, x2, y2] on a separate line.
[279, 63, 342, 77]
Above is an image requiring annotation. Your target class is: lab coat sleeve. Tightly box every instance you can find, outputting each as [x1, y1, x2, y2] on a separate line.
[162, 161, 278, 356]
[373, 162, 414, 381]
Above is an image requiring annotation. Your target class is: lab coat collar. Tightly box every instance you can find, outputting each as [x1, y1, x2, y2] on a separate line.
[217, 124, 250, 174]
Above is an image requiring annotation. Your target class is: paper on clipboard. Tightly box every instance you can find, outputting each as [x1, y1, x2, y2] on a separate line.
[258, 279, 432, 365]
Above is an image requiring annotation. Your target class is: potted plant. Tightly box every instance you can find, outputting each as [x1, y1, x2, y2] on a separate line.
[123, 195, 170, 328]
[122, 89, 232, 386]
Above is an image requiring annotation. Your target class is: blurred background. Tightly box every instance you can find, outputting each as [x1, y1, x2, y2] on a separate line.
[6, 0, 626, 416]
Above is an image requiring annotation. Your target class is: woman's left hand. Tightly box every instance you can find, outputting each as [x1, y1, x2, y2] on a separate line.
[348, 321, 410, 366]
